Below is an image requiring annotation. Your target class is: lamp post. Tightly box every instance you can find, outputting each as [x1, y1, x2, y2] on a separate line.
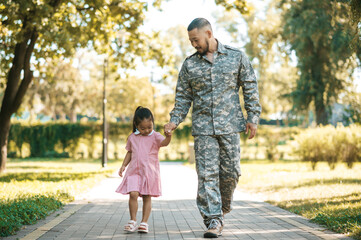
[102, 58, 108, 168]
[150, 70, 156, 119]
[101, 30, 124, 168]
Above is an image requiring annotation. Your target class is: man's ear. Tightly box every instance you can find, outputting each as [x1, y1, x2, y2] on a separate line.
[206, 29, 212, 38]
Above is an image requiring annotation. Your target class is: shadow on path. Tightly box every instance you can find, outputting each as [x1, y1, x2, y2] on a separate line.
[2, 162, 353, 240]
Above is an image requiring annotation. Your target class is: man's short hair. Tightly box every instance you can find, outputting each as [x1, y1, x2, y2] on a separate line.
[187, 18, 212, 31]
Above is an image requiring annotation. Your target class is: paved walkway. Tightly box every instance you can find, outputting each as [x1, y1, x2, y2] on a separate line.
[3, 162, 352, 240]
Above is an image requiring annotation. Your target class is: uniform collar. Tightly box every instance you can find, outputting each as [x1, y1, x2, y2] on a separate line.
[216, 39, 227, 55]
[196, 39, 227, 59]
[134, 129, 154, 136]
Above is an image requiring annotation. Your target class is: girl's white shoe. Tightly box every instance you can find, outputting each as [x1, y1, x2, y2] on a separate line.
[124, 220, 138, 233]
[138, 222, 149, 233]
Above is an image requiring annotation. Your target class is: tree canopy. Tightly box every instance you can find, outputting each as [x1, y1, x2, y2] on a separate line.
[0, 0, 170, 172]
[282, 0, 361, 125]
[244, 1, 297, 123]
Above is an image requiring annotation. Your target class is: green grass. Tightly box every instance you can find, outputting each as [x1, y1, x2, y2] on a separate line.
[0, 158, 119, 237]
[239, 160, 361, 239]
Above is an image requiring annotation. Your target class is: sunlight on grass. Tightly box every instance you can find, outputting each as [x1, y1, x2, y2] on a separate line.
[239, 161, 361, 239]
[1, 159, 118, 200]
[0, 158, 119, 237]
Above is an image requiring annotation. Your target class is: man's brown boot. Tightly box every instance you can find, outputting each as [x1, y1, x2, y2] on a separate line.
[204, 219, 223, 238]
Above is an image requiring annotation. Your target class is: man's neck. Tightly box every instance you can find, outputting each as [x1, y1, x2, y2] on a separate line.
[204, 38, 218, 63]
[208, 38, 218, 54]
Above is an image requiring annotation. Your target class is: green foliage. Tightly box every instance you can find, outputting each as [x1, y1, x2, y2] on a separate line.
[343, 92, 361, 125]
[0, 0, 176, 121]
[281, 0, 361, 125]
[293, 124, 361, 169]
[0, 0, 177, 173]
[8, 122, 195, 158]
[0, 193, 65, 237]
[349, 0, 361, 52]
[23, 58, 84, 122]
[312, 202, 361, 238]
[0, 158, 117, 237]
[240, 161, 361, 239]
[279, 193, 361, 239]
[43, 151, 70, 158]
[243, 0, 297, 119]
[0, 0, 171, 73]
[256, 127, 300, 161]
[279, 194, 361, 239]
[11, 122, 361, 167]
[9, 123, 92, 157]
[214, 0, 250, 14]
[173, 124, 192, 142]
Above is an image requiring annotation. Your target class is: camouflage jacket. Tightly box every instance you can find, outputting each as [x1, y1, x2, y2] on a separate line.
[170, 40, 261, 136]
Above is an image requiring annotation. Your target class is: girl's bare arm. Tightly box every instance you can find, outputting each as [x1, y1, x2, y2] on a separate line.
[161, 135, 172, 147]
[118, 151, 132, 177]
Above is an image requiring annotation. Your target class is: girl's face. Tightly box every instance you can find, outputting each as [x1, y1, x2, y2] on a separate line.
[137, 118, 153, 136]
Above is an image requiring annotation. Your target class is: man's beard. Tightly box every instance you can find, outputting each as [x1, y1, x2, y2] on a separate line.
[197, 39, 209, 56]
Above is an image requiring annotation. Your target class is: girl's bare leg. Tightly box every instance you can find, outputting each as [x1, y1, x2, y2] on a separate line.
[141, 195, 152, 223]
[129, 191, 139, 221]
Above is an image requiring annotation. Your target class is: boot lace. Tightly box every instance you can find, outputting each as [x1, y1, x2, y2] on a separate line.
[208, 219, 220, 230]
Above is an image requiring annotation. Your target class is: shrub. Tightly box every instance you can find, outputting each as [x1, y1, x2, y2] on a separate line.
[0, 193, 68, 237]
[43, 150, 70, 158]
[293, 124, 361, 169]
[259, 127, 299, 161]
[8, 122, 194, 158]
[7, 151, 17, 158]
[265, 132, 281, 161]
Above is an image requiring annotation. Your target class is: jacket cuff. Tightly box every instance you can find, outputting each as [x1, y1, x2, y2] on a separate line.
[247, 114, 260, 125]
[170, 117, 181, 127]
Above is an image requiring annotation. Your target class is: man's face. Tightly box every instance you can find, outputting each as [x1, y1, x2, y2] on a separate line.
[188, 28, 210, 55]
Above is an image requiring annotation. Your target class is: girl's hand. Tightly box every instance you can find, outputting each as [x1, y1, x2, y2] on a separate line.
[164, 122, 176, 135]
[118, 166, 126, 177]
[164, 129, 172, 137]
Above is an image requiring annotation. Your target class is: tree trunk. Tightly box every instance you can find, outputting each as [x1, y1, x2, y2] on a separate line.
[312, 50, 328, 126]
[0, 1, 62, 172]
[60, 113, 67, 121]
[0, 114, 11, 172]
[70, 111, 77, 123]
[0, 27, 38, 172]
[315, 100, 328, 126]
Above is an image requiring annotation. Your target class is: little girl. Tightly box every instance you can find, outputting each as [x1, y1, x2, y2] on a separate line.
[116, 106, 172, 233]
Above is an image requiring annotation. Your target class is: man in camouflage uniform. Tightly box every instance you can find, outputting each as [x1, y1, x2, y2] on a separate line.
[164, 18, 261, 238]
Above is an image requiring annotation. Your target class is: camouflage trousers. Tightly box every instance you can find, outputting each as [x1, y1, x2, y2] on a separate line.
[194, 133, 241, 227]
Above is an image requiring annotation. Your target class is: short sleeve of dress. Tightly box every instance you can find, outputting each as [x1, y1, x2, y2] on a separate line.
[125, 134, 132, 152]
[155, 132, 165, 148]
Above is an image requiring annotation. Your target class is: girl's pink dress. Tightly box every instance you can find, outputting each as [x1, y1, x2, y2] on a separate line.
[115, 131, 164, 197]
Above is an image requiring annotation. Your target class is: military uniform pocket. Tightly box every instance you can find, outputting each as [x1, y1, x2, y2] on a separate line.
[222, 71, 238, 88]
[189, 75, 206, 90]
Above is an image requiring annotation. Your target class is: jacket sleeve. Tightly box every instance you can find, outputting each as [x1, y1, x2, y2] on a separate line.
[238, 52, 262, 125]
[169, 62, 193, 127]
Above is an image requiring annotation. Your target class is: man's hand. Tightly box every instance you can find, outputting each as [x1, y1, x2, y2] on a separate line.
[245, 123, 257, 139]
[164, 122, 177, 135]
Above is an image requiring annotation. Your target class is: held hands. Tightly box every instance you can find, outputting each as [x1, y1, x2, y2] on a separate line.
[164, 130, 172, 137]
[164, 122, 176, 137]
[245, 122, 257, 139]
[118, 166, 126, 177]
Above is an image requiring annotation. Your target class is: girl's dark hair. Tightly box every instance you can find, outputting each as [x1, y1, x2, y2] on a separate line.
[132, 106, 154, 132]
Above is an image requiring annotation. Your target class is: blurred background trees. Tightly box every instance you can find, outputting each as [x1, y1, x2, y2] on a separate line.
[281, 0, 361, 125]
[0, 0, 173, 171]
[0, 0, 360, 169]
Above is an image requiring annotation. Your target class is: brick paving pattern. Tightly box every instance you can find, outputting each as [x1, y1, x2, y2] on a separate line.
[2, 162, 352, 240]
